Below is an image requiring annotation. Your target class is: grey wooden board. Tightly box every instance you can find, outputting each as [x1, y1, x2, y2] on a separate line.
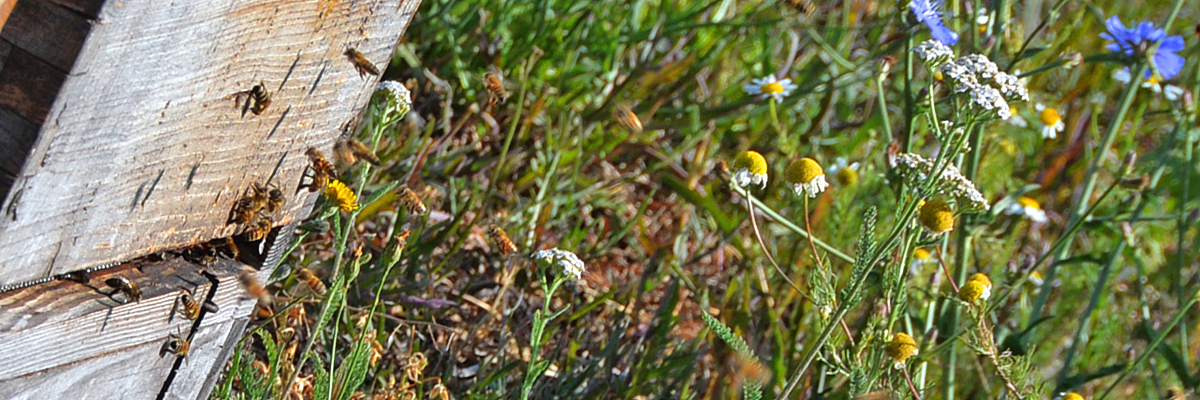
[161, 270, 258, 400]
[0, 338, 180, 400]
[0, 0, 418, 287]
[0, 257, 210, 395]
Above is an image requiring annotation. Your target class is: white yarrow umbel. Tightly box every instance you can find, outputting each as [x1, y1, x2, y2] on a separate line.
[532, 248, 585, 280]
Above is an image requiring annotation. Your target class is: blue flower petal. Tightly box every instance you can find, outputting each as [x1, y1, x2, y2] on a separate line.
[1153, 52, 1185, 80]
[1158, 36, 1185, 52]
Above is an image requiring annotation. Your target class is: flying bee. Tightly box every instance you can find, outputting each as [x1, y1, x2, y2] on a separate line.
[781, 0, 815, 17]
[177, 289, 202, 320]
[105, 277, 141, 303]
[266, 187, 285, 214]
[483, 70, 509, 108]
[236, 82, 271, 117]
[162, 333, 190, 358]
[243, 216, 273, 242]
[397, 186, 427, 215]
[294, 267, 327, 296]
[333, 137, 381, 166]
[238, 269, 273, 307]
[614, 104, 643, 134]
[303, 148, 337, 192]
[487, 224, 517, 255]
[344, 48, 379, 79]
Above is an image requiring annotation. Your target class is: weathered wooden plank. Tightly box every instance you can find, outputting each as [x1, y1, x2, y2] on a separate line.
[160, 267, 259, 400]
[0, 0, 17, 38]
[0, 0, 418, 286]
[0, 338, 179, 400]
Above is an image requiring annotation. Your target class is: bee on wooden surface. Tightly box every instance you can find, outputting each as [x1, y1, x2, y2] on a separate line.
[333, 137, 381, 166]
[483, 69, 509, 108]
[230, 183, 269, 225]
[238, 269, 273, 307]
[486, 224, 517, 255]
[303, 148, 337, 192]
[397, 186, 427, 215]
[266, 187, 285, 214]
[243, 216, 273, 242]
[105, 277, 141, 303]
[162, 333, 190, 358]
[294, 267, 327, 296]
[345, 48, 379, 79]
[236, 82, 271, 117]
[614, 104, 643, 134]
[177, 290, 202, 320]
[220, 237, 240, 259]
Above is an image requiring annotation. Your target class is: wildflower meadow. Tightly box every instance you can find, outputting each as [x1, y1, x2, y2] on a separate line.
[211, 0, 1199, 399]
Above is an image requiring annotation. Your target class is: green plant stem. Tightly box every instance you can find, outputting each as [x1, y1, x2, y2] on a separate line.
[1025, 62, 1148, 341]
[876, 66, 894, 145]
[943, 122, 983, 400]
[521, 274, 569, 400]
[1003, 0, 1070, 72]
[739, 188, 853, 263]
[1098, 288, 1200, 400]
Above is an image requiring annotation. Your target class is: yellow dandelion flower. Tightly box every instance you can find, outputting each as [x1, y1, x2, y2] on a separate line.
[733, 151, 769, 189]
[785, 157, 829, 198]
[1035, 103, 1064, 139]
[884, 332, 919, 368]
[324, 179, 359, 212]
[918, 199, 954, 234]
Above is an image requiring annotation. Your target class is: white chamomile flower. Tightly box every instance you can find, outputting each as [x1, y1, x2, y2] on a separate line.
[1006, 106, 1027, 127]
[743, 75, 796, 102]
[733, 151, 769, 190]
[1035, 103, 1064, 139]
[785, 158, 830, 198]
[825, 157, 861, 186]
[1005, 196, 1048, 223]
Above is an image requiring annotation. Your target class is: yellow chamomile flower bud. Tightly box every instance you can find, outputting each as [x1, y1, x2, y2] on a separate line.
[959, 272, 992, 302]
[918, 199, 954, 234]
[1035, 103, 1064, 139]
[732, 151, 768, 189]
[1056, 392, 1084, 400]
[827, 157, 860, 186]
[884, 332, 919, 368]
[913, 248, 936, 267]
[785, 157, 830, 198]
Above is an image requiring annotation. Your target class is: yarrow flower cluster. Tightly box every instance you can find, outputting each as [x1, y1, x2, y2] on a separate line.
[532, 248, 585, 281]
[895, 153, 990, 212]
[909, 0, 958, 45]
[1100, 16, 1185, 81]
[936, 54, 1028, 120]
[785, 158, 829, 198]
[744, 75, 796, 102]
[884, 332, 919, 368]
[1005, 196, 1048, 223]
[375, 80, 413, 116]
[913, 39, 954, 66]
[733, 151, 769, 189]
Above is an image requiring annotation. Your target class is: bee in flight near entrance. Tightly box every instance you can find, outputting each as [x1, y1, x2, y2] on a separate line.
[482, 69, 510, 109]
[334, 137, 381, 166]
[303, 148, 337, 192]
[487, 224, 517, 255]
[345, 48, 379, 79]
[177, 289, 201, 320]
[397, 186, 427, 215]
[105, 277, 141, 303]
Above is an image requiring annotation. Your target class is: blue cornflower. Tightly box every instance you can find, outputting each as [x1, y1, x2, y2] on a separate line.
[1100, 16, 1185, 80]
[909, 0, 958, 46]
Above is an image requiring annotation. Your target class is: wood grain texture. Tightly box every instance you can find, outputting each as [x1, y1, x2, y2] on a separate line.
[0, 0, 92, 72]
[160, 267, 259, 400]
[0, 0, 420, 287]
[0, 0, 18, 35]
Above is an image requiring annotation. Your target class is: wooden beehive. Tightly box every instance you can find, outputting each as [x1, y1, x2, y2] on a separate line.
[0, 0, 420, 397]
